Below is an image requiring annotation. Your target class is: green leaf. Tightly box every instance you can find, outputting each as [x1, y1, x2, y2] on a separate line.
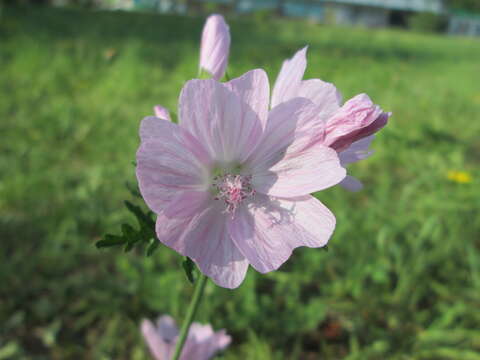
[124, 241, 135, 252]
[122, 223, 141, 252]
[96, 234, 126, 248]
[146, 239, 159, 256]
[125, 181, 142, 198]
[121, 223, 136, 241]
[182, 257, 196, 284]
[124, 200, 155, 228]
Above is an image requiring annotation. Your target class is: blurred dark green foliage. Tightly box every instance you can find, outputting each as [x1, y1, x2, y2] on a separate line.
[448, 0, 480, 12]
[408, 12, 449, 33]
[1, 6, 480, 360]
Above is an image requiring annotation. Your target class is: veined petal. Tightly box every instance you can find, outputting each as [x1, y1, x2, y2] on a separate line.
[179, 77, 264, 164]
[228, 194, 335, 273]
[225, 69, 270, 130]
[156, 204, 249, 289]
[271, 46, 307, 108]
[297, 79, 342, 121]
[163, 190, 210, 219]
[248, 97, 344, 197]
[252, 143, 346, 197]
[136, 119, 210, 214]
[325, 94, 390, 152]
[199, 14, 230, 80]
[247, 97, 323, 172]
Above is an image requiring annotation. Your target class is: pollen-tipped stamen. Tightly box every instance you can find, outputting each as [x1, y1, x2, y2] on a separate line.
[212, 173, 255, 214]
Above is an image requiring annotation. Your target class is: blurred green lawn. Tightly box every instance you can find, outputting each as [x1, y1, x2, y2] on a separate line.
[1, 5, 480, 360]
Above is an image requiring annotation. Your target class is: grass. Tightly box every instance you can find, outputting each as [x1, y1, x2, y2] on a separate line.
[1, 5, 480, 359]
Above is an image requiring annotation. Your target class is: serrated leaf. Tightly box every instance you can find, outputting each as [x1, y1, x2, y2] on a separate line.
[140, 225, 155, 242]
[121, 223, 136, 241]
[182, 257, 196, 284]
[96, 234, 126, 248]
[125, 181, 142, 198]
[124, 200, 154, 228]
[124, 241, 135, 252]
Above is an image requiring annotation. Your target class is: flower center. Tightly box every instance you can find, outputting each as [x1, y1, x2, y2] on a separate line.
[212, 173, 255, 214]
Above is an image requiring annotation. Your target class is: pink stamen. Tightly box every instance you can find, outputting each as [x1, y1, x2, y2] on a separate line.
[213, 174, 255, 215]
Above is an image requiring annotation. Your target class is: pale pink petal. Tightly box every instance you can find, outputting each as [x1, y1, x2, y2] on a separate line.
[324, 94, 390, 152]
[199, 14, 230, 80]
[271, 46, 307, 108]
[136, 120, 211, 214]
[162, 191, 210, 219]
[181, 324, 231, 360]
[214, 330, 232, 350]
[153, 105, 171, 121]
[188, 323, 215, 343]
[252, 143, 346, 197]
[156, 315, 178, 342]
[140, 116, 168, 142]
[297, 79, 342, 121]
[178, 77, 264, 164]
[178, 341, 197, 360]
[247, 97, 324, 172]
[156, 204, 249, 289]
[338, 135, 375, 166]
[248, 97, 344, 196]
[141, 319, 172, 360]
[337, 136, 375, 192]
[228, 195, 335, 273]
[339, 175, 363, 192]
[225, 69, 270, 130]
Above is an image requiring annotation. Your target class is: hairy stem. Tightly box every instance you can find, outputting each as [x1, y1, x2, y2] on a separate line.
[171, 273, 208, 360]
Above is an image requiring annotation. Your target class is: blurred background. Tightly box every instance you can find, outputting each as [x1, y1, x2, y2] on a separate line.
[1, 0, 479, 359]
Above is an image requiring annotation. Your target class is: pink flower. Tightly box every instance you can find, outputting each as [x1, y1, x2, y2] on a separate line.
[141, 315, 231, 360]
[136, 69, 346, 288]
[199, 14, 230, 80]
[271, 47, 391, 191]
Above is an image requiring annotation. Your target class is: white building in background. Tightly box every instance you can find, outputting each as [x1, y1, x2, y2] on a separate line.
[214, 0, 447, 27]
[320, 0, 446, 27]
[98, 0, 480, 36]
[448, 12, 480, 36]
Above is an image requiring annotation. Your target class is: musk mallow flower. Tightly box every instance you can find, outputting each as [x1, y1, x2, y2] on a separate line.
[141, 315, 231, 360]
[271, 47, 391, 191]
[199, 14, 230, 80]
[136, 69, 346, 288]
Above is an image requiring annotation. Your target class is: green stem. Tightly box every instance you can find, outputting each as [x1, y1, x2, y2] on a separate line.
[171, 273, 208, 360]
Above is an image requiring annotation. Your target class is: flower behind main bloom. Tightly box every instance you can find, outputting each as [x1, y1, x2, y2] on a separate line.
[141, 315, 231, 360]
[199, 14, 230, 80]
[136, 69, 346, 288]
[271, 46, 391, 191]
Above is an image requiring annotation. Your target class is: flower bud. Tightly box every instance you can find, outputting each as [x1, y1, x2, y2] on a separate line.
[199, 14, 230, 81]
